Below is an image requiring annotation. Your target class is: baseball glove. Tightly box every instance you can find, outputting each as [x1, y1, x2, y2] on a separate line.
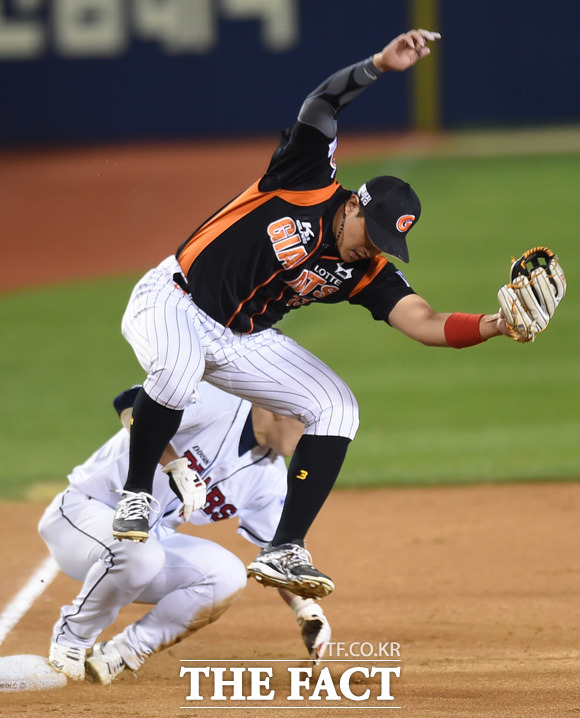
[497, 246, 566, 343]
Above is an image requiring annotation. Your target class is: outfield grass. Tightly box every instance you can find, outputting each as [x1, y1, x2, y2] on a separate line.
[1, 148, 578, 499]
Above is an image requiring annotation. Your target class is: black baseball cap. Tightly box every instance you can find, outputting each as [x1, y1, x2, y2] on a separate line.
[357, 176, 421, 263]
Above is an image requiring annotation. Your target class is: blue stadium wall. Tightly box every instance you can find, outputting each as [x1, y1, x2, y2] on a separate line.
[1, 0, 579, 147]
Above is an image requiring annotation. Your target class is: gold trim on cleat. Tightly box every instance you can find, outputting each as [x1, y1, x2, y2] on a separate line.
[112, 530, 149, 542]
[246, 568, 334, 599]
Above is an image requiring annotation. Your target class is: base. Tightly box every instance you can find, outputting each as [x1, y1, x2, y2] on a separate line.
[0, 654, 67, 692]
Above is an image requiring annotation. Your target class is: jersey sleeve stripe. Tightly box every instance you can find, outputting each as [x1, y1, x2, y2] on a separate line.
[177, 181, 340, 277]
[349, 256, 389, 298]
[275, 182, 340, 206]
[177, 180, 268, 276]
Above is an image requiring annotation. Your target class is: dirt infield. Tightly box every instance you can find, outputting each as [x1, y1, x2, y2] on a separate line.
[2, 483, 580, 717]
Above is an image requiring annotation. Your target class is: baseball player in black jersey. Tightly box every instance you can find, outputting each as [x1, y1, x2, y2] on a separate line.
[115, 29, 513, 599]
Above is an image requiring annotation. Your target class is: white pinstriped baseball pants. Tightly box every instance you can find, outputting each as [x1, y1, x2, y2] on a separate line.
[121, 256, 359, 440]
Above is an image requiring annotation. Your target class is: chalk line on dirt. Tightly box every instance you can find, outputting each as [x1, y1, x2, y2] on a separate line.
[0, 555, 59, 648]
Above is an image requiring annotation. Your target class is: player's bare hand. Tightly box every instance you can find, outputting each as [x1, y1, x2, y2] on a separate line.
[373, 29, 441, 73]
[496, 313, 512, 338]
[478, 312, 512, 339]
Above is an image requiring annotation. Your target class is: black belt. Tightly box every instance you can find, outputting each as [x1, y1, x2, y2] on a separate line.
[173, 272, 191, 294]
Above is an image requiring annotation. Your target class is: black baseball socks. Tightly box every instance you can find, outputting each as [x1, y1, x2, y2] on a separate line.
[272, 434, 350, 546]
[123, 388, 183, 495]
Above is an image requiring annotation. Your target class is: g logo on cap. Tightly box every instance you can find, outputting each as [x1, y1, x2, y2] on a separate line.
[396, 214, 416, 233]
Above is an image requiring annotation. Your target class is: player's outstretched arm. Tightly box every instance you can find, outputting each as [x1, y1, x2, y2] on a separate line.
[373, 29, 441, 73]
[391, 247, 567, 346]
[388, 294, 510, 348]
[297, 29, 440, 140]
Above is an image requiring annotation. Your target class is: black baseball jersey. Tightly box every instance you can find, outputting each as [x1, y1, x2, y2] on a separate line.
[176, 58, 415, 334]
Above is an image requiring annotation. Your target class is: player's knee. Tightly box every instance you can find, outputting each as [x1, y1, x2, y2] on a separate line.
[145, 369, 200, 411]
[345, 392, 360, 436]
[305, 384, 359, 439]
[217, 553, 247, 598]
[196, 546, 247, 603]
[209, 553, 247, 622]
[38, 505, 54, 545]
[175, 546, 246, 626]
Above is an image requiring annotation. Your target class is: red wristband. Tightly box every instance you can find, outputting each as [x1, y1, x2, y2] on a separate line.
[444, 313, 486, 348]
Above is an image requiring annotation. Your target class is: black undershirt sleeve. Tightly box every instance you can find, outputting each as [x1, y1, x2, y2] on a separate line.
[297, 56, 383, 139]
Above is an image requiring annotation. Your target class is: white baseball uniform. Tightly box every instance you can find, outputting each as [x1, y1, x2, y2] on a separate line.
[39, 382, 289, 670]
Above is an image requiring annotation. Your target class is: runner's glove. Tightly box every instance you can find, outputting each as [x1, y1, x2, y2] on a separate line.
[162, 458, 207, 521]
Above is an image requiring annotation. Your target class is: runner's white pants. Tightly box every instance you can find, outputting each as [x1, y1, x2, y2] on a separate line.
[39, 487, 246, 670]
[121, 256, 359, 439]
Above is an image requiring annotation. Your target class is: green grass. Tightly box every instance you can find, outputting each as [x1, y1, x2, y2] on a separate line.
[1, 148, 579, 499]
[0, 276, 143, 499]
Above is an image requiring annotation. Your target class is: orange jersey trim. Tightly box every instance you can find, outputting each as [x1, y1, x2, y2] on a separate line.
[349, 256, 389, 298]
[244, 285, 289, 334]
[178, 180, 340, 276]
[275, 183, 339, 206]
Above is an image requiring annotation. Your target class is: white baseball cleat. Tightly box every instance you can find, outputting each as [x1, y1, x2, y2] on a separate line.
[85, 641, 126, 685]
[48, 641, 86, 681]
